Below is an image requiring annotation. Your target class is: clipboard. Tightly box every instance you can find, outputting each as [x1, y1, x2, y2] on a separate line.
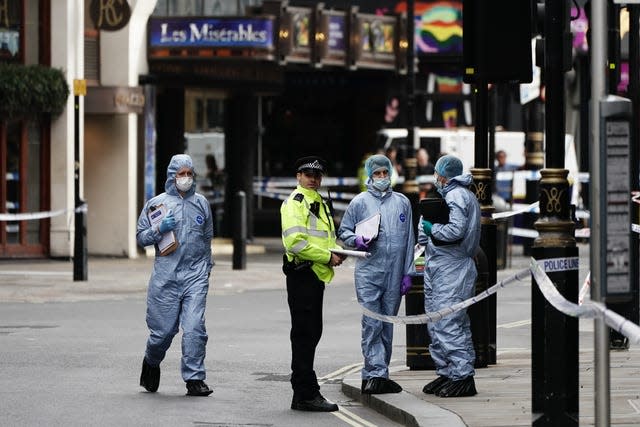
[419, 198, 449, 224]
[355, 213, 381, 240]
[147, 204, 178, 256]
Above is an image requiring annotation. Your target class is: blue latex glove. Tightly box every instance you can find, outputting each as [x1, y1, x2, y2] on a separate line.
[401, 274, 412, 296]
[422, 220, 433, 237]
[159, 210, 176, 234]
[354, 235, 371, 250]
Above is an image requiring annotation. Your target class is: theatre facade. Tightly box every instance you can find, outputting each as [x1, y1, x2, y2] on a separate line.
[2, 0, 469, 258]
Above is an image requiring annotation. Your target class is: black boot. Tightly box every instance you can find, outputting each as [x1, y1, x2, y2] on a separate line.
[436, 376, 477, 397]
[139, 358, 160, 392]
[362, 377, 402, 394]
[422, 376, 450, 394]
[291, 395, 339, 412]
[186, 380, 213, 396]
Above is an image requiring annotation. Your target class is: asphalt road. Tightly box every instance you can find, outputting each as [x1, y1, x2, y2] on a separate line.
[0, 255, 404, 427]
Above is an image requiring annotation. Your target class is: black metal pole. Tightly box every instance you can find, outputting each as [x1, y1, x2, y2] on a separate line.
[232, 191, 246, 270]
[403, 0, 419, 197]
[73, 91, 87, 281]
[531, 0, 578, 424]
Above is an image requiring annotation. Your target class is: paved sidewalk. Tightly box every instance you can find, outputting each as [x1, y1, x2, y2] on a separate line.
[0, 238, 291, 303]
[342, 244, 640, 426]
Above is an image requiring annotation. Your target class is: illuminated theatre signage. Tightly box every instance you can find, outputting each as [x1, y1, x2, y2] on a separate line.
[353, 14, 399, 71]
[148, 17, 276, 60]
[317, 10, 348, 67]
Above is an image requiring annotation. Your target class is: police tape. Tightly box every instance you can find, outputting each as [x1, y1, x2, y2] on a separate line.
[0, 204, 87, 221]
[253, 190, 350, 211]
[253, 176, 360, 190]
[492, 202, 539, 220]
[493, 202, 590, 220]
[361, 258, 640, 345]
[361, 268, 531, 325]
[508, 227, 591, 239]
[530, 259, 640, 345]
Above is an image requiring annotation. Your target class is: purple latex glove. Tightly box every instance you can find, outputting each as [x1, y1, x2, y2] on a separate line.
[354, 235, 370, 250]
[401, 274, 412, 295]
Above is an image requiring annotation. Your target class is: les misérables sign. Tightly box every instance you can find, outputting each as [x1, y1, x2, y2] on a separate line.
[90, 0, 131, 32]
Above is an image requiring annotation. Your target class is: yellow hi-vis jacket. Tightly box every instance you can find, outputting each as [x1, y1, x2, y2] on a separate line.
[281, 185, 339, 283]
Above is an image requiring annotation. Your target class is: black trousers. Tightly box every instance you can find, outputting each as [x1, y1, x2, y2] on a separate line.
[286, 267, 325, 401]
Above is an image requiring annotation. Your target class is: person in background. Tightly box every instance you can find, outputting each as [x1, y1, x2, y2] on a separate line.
[338, 154, 415, 394]
[416, 148, 436, 199]
[416, 148, 435, 176]
[418, 154, 481, 398]
[280, 156, 344, 412]
[136, 154, 214, 397]
[385, 146, 403, 183]
[494, 150, 520, 203]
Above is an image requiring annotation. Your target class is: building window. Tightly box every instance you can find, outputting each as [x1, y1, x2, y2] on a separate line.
[185, 89, 225, 132]
[0, 0, 22, 63]
[84, 0, 100, 84]
[152, 0, 261, 16]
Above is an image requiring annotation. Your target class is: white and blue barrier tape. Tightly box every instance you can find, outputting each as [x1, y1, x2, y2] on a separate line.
[0, 204, 87, 221]
[361, 258, 640, 345]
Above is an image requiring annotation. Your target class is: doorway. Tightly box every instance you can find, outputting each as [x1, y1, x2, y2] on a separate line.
[0, 118, 50, 257]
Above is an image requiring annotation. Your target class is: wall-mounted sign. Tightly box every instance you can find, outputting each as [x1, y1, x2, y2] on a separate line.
[85, 86, 145, 114]
[352, 13, 398, 71]
[277, 6, 313, 64]
[316, 9, 348, 67]
[90, 0, 131, 31]
[148, 17, 276, 61]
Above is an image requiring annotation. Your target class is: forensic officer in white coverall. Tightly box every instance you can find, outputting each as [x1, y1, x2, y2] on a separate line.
[136, 154, 214, 397]
[418, 154, 481, 398]
[339, 154, 415, 395]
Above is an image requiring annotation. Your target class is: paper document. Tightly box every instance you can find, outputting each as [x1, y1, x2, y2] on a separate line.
[355, 213, 381, 240]
[147, 204, 178, 256]
[330, 248, 371, 258]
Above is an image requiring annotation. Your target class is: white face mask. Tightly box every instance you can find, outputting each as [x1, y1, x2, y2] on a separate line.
[175, 176, 193, 192]
[372, 177, 391, 192]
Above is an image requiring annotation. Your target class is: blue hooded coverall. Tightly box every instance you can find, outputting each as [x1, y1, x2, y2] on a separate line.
[339, 168, 415, 380]
[136, 154, 214, 381]
[418, 173, 481, 381]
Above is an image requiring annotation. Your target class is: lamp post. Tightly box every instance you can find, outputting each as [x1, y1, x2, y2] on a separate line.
[530, 0, 579, 424]
[402, 0, 418, 197]
[73, 79, 87, 281]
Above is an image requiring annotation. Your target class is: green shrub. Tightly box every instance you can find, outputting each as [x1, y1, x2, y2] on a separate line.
[0, 64, 70, 119]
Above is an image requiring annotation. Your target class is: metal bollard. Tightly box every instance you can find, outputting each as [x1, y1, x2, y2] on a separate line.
[469, 247, 489, 368]
[232, 191, 246, 270]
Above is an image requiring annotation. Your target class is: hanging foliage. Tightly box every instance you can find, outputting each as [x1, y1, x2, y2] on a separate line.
[0, 64, 70, 120]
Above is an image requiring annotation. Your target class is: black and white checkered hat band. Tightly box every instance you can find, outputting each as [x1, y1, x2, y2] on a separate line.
[297, 160, 324, 172]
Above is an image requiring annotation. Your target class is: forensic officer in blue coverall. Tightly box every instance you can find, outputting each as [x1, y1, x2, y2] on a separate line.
[418, 154, 481, 398]
[339, 154, 415, 394]
[136, 154, 214, 397]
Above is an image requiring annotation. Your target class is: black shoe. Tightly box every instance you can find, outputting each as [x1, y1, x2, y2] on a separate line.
[361, 377, 403, 394]
[422, 376, 450, 394]
[610, 337, 629, 351]
[291, 395, 339, 412]
[140, 358, 160, 392]
[436, 376, 477, 398]
[186, 380, 213, 396]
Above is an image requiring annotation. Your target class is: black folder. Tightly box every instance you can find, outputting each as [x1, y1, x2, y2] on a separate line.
[419, 198, 450, 224]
